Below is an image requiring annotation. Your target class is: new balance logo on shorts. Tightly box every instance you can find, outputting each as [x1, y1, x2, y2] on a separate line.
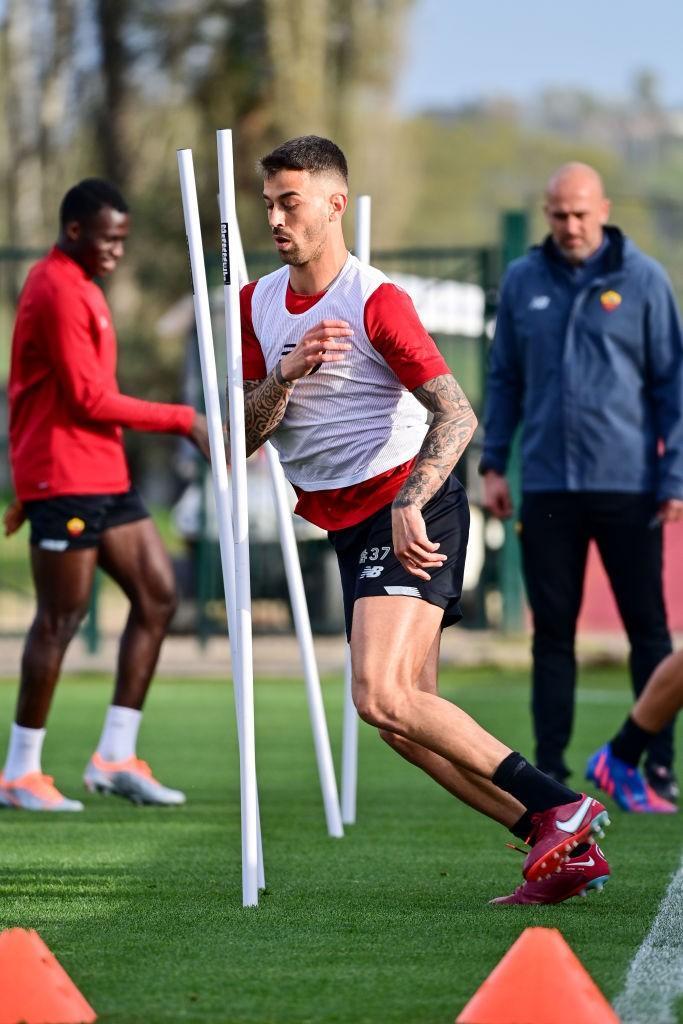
[384, 585, 421, 598]
[39, 539, 68, 551]
[359, 565, 384, 579]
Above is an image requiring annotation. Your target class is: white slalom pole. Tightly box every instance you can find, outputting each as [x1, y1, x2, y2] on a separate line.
[216, 129, 259, 908]
[177, 148, 260, 906]
[264, 444, 344, 837]
[231, 221, 344, 840]
[355, 195, 372, 264]
[199, 469, 262, 875]
[227, 220, 267, 890]
[340, 195, 372, 825]
[341, 645, 357, 824]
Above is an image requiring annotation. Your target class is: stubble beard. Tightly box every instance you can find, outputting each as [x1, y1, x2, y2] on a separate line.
[277, 221, 327, 267]
[558, 232, 602, 265]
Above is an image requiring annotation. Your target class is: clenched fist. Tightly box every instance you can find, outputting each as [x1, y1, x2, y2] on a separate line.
[280, 320, 353, 382]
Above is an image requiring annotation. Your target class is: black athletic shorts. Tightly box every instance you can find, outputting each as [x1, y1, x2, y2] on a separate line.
[328, 471, 470, 640]
[24, 487, 150, 551]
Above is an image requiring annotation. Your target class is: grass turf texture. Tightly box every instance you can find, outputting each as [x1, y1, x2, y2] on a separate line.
[0, 667, 681, 1023]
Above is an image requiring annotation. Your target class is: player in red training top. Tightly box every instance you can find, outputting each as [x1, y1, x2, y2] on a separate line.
[240, 136, 612, 904]
[1, 178, 210, 811]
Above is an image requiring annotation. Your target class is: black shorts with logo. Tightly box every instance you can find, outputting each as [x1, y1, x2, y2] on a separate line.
[24, 488, 150, 551]
[328, 471, 470, 641]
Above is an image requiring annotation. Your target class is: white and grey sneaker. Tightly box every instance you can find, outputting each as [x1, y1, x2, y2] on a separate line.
[84, 754, 186, 806]
[0, 771, 84, 811]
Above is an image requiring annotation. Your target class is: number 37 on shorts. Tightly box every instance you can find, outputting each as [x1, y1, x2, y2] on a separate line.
[359, 546, 391, 564]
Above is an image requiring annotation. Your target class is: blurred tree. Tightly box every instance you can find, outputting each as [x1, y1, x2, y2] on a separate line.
[3, 0, 45, 260]
[632, 69, 660, 113]
[263, 0, 413, 244]
[96, 0, 131, 190]
[4, 0, 682, 490]
[0, 1, 81, 292]
[265, 0, 328, 136]
[0, 0, 83, 257]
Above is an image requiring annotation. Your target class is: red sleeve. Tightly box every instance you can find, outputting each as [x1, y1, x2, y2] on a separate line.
[42, 286, 195, 435]
[241, 281, 267, 379]
[363, 282, 450, 390]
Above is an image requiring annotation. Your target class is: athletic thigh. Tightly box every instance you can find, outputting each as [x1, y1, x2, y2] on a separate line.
[351, 594, 444, 698]
[97, 516, 175, 605]
[30, 546, 98, 618]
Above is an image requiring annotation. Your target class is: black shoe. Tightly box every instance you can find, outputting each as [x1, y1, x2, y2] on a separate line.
[645, 763, 679, 803]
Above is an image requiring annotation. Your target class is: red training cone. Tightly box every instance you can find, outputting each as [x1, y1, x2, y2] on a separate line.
[456, 927, 619, 1023]
[0, 928, 96, 1024]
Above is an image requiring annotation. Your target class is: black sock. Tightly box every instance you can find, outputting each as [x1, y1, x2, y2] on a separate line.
[510, 811, 534, 842]
[609, 716, 654, 768]
[493, 752, 581, 814]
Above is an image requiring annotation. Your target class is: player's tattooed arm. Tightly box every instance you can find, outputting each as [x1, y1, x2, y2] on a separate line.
[393, 374, 477, 510]
[235, 367, 294, 457]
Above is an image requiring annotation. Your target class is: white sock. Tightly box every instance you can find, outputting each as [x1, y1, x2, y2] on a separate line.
[96, 705, 142, 763]
[4, 723, 46, 781]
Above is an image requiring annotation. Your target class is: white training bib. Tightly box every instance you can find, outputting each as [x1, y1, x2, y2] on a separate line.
[251, 253, 428, 490]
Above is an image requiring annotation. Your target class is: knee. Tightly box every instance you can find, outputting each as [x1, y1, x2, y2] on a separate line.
[135, 576, 178, 629]
[151, 585, 178, 629]
[157, 582, 178, 625]
[34, 606, 88, 647]
[532, 619, 575, 651]
[378, 728, 411, 754]
[353, 679, 409, 732]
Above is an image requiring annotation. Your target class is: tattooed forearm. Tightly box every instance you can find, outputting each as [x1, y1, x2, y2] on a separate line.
[392, 374, 477, 510]
[231, 364, 294, 457]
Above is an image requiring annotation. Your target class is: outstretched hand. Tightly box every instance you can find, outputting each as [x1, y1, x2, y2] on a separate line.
[391, 504, 446, 581]
[3, 499, 26, 537]
[188, 412, 211, 462]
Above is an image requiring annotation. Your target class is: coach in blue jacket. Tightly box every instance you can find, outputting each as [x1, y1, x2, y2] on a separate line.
[481, 162, 683, 799]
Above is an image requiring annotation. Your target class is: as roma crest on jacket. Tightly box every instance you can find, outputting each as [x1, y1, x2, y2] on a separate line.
[600, 290, 622, 312]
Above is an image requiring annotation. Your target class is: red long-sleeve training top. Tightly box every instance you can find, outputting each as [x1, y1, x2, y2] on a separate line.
[9, 246, 195, 501]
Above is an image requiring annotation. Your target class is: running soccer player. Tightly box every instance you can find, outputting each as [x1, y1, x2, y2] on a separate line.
[1, 178, 210, 811]
[587, 649, 683, 813]
[237, 135, 611, 901]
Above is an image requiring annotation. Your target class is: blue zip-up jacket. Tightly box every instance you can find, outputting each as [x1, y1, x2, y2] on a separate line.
[481, 227, 683, 500]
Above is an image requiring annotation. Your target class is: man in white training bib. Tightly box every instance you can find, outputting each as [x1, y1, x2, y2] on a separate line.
[238, 135, 611, 904]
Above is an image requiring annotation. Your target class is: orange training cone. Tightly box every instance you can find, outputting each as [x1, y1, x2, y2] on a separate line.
[456, 927, 619, 1024]
[0, 928, 96, 1024]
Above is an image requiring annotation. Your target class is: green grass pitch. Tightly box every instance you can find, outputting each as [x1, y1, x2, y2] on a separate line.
[0, 666, 681, 1023]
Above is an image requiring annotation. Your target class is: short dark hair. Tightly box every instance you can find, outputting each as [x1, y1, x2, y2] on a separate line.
[59, 178, 128, 227]
[259, 136, 348, 186]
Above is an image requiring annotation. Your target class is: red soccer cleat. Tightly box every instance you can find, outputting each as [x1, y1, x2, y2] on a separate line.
[523, 793, 610, 882]
[490, 844, 610, 905]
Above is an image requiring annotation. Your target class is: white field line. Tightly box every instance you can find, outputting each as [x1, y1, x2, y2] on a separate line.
[613, 853, 683, 1024]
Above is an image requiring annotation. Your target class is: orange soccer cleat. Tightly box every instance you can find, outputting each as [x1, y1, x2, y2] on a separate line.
[83, 752, 186, 806]
[0, 771, 84, 812]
